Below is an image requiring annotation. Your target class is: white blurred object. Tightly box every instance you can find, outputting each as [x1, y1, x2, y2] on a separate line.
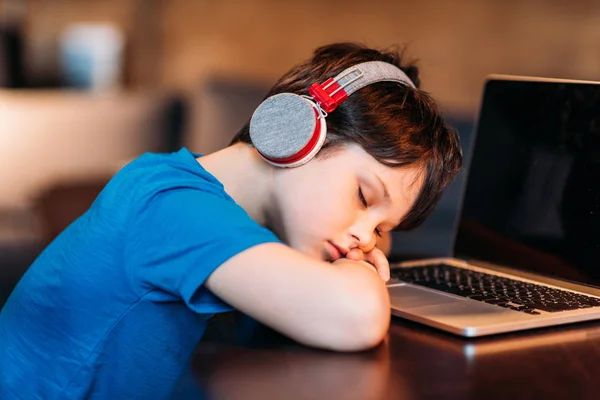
[0, 90, 169, 211]
[59, 23, 124, 91]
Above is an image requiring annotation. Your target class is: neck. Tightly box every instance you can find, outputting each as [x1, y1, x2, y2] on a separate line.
[197, 143, 276, 227]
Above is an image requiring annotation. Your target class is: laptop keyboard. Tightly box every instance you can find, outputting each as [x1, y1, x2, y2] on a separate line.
[392, 263, 600, 315]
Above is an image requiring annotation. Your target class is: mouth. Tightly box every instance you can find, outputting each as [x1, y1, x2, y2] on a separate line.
[326, 241, 347, 261]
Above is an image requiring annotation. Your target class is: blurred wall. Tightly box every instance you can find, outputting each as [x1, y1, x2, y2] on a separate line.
[22, 0, 600, 116]
[4, 0, 600, 255]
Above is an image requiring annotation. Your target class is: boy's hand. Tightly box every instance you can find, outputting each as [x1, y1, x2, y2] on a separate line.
[334, 247, 390, 283]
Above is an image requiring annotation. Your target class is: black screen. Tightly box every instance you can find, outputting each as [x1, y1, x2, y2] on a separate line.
[455, 78, 600, 287]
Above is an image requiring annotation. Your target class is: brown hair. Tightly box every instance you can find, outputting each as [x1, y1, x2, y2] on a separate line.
[231, 42, 463, 230]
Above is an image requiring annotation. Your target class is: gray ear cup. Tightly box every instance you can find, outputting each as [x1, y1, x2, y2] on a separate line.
[249, 93, 327, 167]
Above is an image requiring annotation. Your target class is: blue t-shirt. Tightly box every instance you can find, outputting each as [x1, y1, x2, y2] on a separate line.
[0, 148, 281, 399]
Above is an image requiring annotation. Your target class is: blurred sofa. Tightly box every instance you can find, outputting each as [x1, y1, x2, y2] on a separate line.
[183, 76, 269, 155]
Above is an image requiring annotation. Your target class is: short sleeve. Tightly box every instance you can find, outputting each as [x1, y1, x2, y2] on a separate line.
[124, 188, 281, 314]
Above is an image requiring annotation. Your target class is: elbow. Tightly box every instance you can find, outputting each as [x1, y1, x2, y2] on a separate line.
[324, 286, 391, 352]
[343, 290, 391, 351]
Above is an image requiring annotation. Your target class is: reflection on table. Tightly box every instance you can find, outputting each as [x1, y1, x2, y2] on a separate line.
[178, 312, 600, 399]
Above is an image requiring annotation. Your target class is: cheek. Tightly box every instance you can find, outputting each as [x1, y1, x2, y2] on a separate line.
[284, 178, 355, 236]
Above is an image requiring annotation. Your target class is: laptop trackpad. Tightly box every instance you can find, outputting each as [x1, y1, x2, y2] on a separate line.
[388, 284, 465, 309]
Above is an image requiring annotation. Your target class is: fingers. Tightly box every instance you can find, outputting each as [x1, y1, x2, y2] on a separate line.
[346, 248, 365, 261]
[343, 247, 389, 282]
[364, 247, 390, 282]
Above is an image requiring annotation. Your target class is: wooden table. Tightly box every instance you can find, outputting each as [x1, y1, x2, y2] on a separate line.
[182, 314, 600, 399]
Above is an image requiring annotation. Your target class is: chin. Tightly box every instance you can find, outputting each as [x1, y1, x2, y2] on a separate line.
[314, 245, 330, 262]
[279, 230, 326, 261]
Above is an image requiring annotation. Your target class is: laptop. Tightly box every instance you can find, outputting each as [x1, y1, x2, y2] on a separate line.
[387, 75, 600, 337]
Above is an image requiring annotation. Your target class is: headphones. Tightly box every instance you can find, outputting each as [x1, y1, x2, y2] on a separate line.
[249, 61, 416, 168]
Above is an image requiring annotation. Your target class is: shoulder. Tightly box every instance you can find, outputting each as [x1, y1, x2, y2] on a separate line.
[99, 148, 230, 213]
[121, 149, 281, 257]
[120, 148, 226, 195]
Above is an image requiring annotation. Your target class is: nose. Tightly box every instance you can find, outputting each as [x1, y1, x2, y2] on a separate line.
[349, 222, 378, 253]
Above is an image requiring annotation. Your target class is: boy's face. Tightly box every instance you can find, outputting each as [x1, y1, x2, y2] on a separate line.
[270, 143, 424, 261]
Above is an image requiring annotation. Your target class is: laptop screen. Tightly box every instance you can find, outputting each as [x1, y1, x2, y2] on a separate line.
[454, 77, 600, 287]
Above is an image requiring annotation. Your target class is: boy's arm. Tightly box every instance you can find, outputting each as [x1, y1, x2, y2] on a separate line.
[204, 242, 390, 352]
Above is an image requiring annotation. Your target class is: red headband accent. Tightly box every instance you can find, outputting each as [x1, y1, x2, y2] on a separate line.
[308, 78, 349, 113]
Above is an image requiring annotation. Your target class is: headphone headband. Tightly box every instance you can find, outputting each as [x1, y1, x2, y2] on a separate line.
[308, 61, 415, 113]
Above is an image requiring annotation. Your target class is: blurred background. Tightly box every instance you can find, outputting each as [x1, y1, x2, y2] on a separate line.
[1, 0, 600, 304]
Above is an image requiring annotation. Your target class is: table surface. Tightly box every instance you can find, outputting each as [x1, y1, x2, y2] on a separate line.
[188, 314, 600, 400]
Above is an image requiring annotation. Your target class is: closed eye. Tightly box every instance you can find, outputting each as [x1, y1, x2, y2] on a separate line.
[358, 187, 368, 207]
[358, 187, 382, 237]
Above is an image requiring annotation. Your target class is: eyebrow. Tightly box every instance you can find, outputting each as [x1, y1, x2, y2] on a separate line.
[374, 173, 390, 201]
